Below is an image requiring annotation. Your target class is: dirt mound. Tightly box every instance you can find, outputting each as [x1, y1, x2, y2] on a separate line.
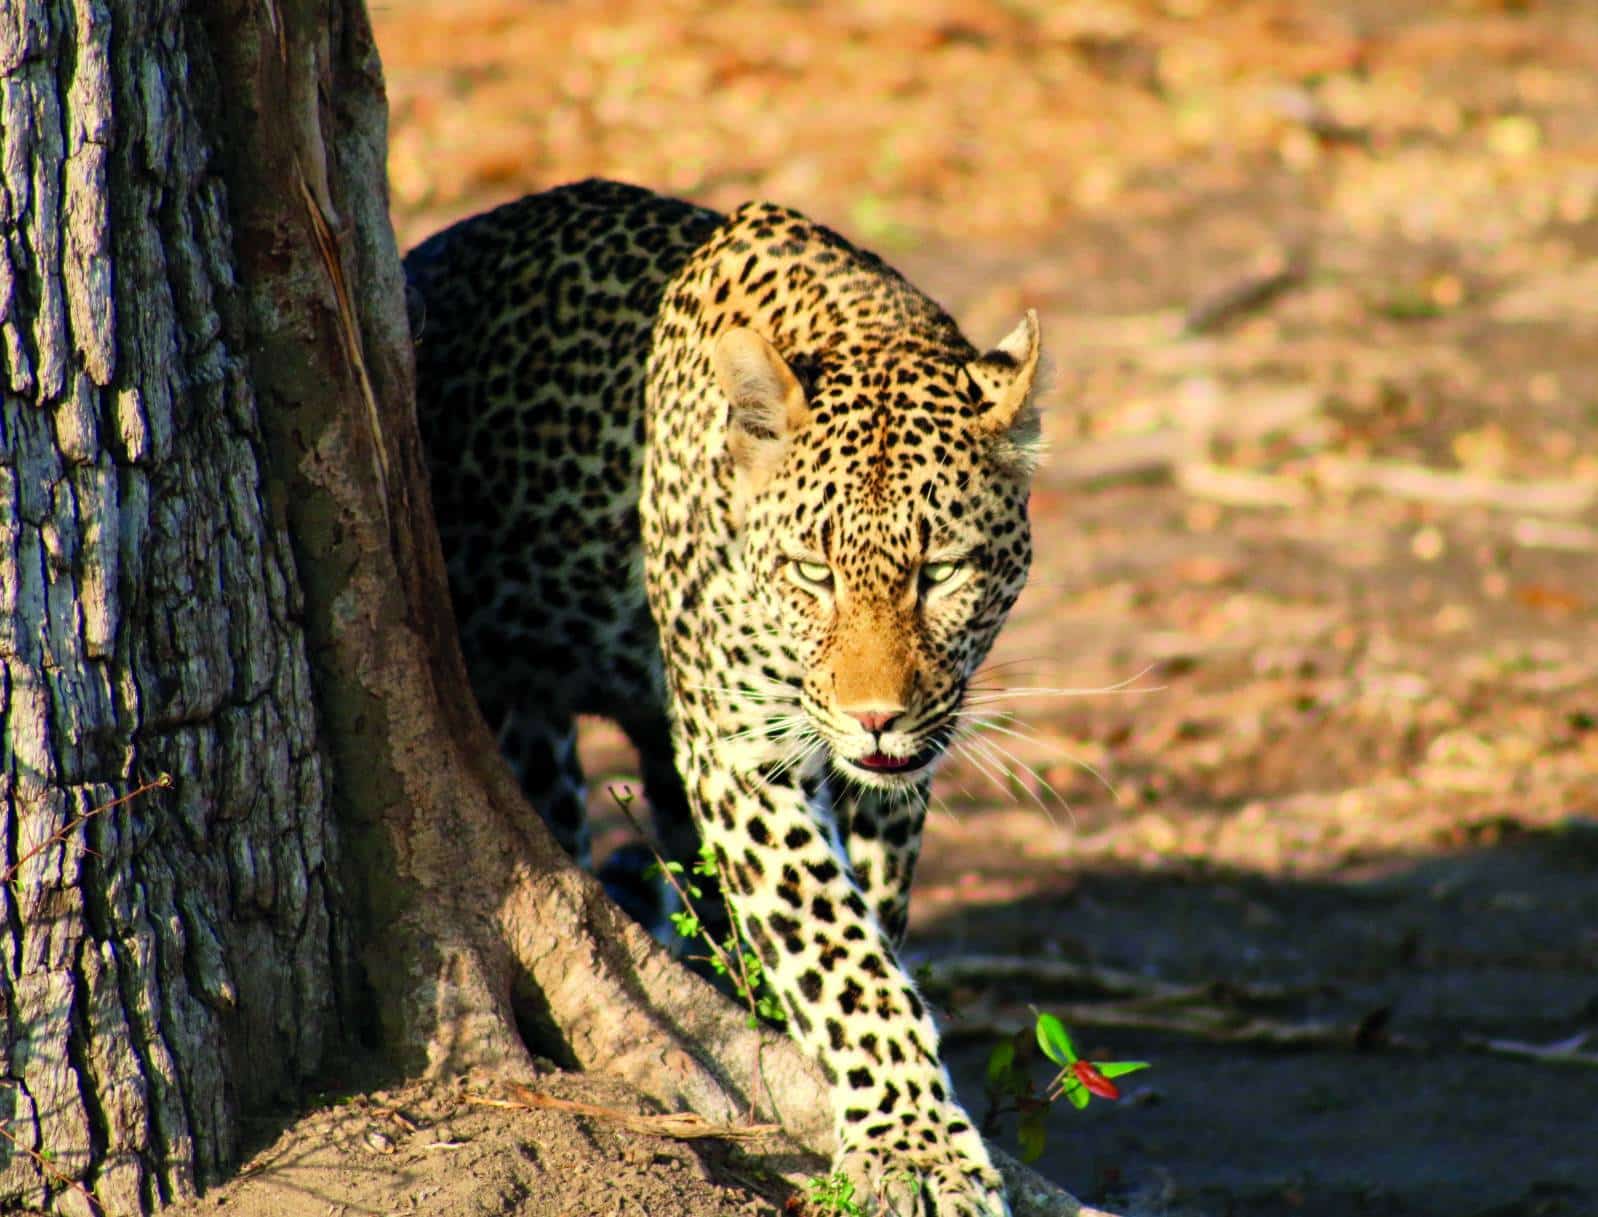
[163, 1072, 805, 1217]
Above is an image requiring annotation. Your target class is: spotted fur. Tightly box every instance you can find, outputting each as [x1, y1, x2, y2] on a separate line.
[406, 179, 1043, 1216]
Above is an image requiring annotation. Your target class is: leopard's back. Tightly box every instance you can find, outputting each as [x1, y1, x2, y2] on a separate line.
[406, 179, 721, 724]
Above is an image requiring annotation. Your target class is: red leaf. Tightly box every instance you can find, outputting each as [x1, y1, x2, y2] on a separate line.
[1073, 1060, 1121, 1101]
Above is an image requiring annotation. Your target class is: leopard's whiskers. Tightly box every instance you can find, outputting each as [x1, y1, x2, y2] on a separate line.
[949, 726, 1075, 827]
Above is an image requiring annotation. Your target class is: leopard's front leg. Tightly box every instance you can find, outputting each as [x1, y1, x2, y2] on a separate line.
[685, 754, 1006, 1217]
[833, 780, 932, 950]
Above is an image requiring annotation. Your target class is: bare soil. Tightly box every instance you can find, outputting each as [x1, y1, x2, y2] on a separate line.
[163, 1071, 796, 1217]
[185, 1, 1598, 1214]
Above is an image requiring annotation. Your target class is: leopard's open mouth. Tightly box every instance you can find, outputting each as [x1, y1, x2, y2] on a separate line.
[844, 745, 941, 778]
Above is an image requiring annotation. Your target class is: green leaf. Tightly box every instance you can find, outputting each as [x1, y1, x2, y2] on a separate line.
[668, 912, 701, 938]
[757, 994, 787, 1024]
[1017, 1112, 1048, 1163]
[1061, 1076, 1091, 1110]
[986, 1040, 1017, 1088]
[1095, 1060, 1151, 1080]
[1035, 1012, 1077, 1066]
[807, 1173, 865, 1216]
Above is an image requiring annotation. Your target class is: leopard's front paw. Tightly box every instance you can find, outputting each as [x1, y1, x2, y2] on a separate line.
[835, 1139, 1008, 1217]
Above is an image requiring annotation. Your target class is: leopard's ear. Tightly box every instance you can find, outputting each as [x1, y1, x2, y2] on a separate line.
[714, 326, 809, 489]
[965, 310, 1044, 476]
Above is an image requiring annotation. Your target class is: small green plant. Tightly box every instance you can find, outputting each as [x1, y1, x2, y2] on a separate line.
[650, 843, 788, 1028]
[805, 1170, 868, 1217]
[983, 1010, 1150, 1163]
[612, 786, 786, 1029]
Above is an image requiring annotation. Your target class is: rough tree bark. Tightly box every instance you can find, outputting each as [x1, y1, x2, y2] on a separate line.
[1, 1, 346, 1211]
[0, 3, 1096, 1215]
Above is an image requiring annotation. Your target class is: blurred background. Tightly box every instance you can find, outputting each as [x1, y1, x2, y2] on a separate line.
[374, 3, 1598, 1214]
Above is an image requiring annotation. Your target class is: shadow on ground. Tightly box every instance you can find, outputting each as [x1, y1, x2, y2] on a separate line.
[915, 822, 1598, 1217]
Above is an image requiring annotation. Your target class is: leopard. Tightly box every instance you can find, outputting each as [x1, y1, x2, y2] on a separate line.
[405, 178, 1044, 1216]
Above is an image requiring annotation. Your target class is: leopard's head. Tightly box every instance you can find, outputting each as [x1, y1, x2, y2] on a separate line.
[717, 311, 1043, 788]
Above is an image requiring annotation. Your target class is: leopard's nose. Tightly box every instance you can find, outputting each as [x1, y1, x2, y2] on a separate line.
[846, 708, 900, 735]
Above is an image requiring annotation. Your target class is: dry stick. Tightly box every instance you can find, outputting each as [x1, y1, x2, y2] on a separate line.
[947, 1006, 1359, 1049]
[957, 1008, 1598, 1069]
[1183, 250, 1306, 335]
[1465, 1033, 1598, 1069]
[944, 964, 1598, 1067]
[477, 1082, 781, 1141]
[930, 955, 1373, 1049]
[925, 954, 1316, 1007]
[3, 773, 174, 884]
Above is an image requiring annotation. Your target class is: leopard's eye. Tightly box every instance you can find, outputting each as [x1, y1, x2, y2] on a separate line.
[791, 559, 833, 590]
[921, 560, 962, 588]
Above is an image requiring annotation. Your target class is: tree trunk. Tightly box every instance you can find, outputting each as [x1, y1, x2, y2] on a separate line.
[1, 3, 1095, 1215]
[1, 0, 351, 1211]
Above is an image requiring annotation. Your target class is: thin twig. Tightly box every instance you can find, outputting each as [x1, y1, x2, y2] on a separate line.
[606, 786, 771, 1122]
[0, 1106, 105, 1215]
[947, 1006, 1359, 1048]
[1465, 1032, 1598, 1069]
[3, 773, 173, 885]
[924, 954, 1317, 1007]
[475, 1084, 781, 1142]
[607, 787, 745, 991]
[958, 1007, 1598, 1071]
[1184, 250, 1306, 334]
